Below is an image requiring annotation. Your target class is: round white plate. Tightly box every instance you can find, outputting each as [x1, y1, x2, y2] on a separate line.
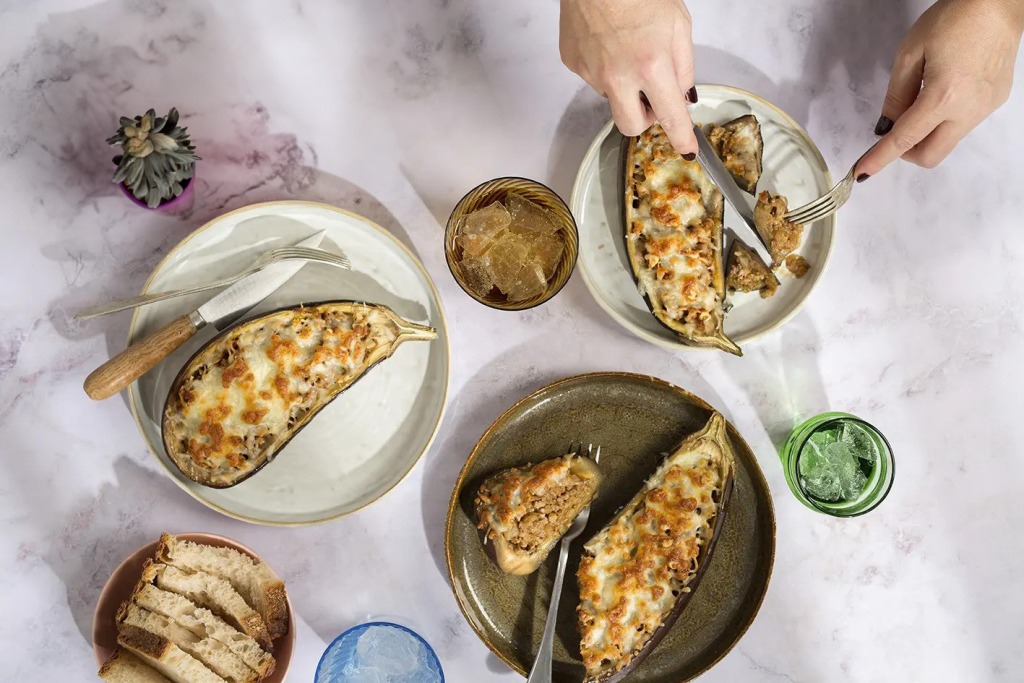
[570, 84, 835, 351]
[127, 201, 450, 525]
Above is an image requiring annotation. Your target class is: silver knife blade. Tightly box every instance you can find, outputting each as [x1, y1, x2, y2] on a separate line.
[693, 125, 774, 265]
[195, 231, 326, 329]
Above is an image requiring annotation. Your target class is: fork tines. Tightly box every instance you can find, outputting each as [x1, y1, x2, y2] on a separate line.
[567, 442, 601, 464]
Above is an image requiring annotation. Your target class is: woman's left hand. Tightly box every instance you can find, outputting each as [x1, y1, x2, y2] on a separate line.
[856, 0, 1024, 179]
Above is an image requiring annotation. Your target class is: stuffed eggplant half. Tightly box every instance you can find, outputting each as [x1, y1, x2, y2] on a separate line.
[576, 413, 735, 682]
[624, 124, 741, 355]
[475, 453, 601, 575]
[162, 301, 436, 488]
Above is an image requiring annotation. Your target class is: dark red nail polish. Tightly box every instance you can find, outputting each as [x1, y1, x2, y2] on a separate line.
[856, 173, 870, 183]
[683, 152, 696, 161]
[685, 86, 698, 103]
[874, 116, 893, 136]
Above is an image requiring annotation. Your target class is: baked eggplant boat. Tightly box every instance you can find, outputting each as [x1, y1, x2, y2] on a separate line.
[624, 124, 741, 355]
[162, 302, 436, 488]
[576, 413, 735, 682]
[705, 114, 764, 194]
[474, 453, 601, 575]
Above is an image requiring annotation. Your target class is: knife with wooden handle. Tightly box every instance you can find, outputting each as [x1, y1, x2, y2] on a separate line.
[83, 231, 326, 400]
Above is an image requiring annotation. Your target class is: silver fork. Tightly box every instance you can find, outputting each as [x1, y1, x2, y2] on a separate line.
[784, 145, 877, 225]
[527, 443, 601, 683]
[73, 246, 351, 319]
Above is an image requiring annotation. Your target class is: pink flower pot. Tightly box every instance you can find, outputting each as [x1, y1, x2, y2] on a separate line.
[118, 166, 196, 214]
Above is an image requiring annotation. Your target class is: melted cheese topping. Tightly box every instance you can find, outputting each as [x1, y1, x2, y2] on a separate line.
[475, 456, 595, 551]
[629, 125, 724, 336]
[164, 305, 399, 485]
[576, 443, 725, 677]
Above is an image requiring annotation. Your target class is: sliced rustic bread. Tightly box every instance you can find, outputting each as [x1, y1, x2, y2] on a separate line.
[142, 560, 272, 651]
[116, 623, 227, 683]
[118, 602, 258, 683]
[134, 582, 275, 679]
[157, 534, 289, 639]
[99, 649, 173, 682]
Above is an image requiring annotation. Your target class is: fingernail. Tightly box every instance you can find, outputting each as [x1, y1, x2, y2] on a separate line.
[874, 115, 894, 136]
[685, 86, 698, 104]
[856, 173, 870, 183]
[683, 152, 696, 161]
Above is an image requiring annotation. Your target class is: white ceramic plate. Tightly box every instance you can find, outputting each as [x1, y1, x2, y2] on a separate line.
[127, 201, 450, 525]
[570, 84, 835, 351]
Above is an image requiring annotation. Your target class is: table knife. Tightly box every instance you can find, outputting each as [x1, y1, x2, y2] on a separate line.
[83, 231, 326, 400]
[692, 125, 775, 266]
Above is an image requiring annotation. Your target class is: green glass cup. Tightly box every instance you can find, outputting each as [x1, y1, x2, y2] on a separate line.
[780, 412, 894, 516]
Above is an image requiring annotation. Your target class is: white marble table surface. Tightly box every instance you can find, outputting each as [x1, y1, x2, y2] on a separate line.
[3, 0, 1023, 681]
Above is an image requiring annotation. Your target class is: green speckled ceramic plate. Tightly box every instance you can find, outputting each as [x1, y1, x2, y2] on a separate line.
[444, 372, 775, 682]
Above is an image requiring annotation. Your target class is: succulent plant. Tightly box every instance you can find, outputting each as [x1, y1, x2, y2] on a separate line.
[107, 107, 200, 208]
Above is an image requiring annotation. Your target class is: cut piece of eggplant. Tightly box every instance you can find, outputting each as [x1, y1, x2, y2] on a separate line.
[726, 240, 779, 298]
[162, 301, 436, 488]
[474, 453, 601, 575]
[576, 413, 735, 683]
[623, 124, 741, 355]
[705, 114, 764, 194]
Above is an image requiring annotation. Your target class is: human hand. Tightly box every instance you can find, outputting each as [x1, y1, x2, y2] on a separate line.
[856, 0, 1024, 179]
[559, 0, 699, 156]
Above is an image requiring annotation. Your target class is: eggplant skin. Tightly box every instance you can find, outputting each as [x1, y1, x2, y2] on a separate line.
[577, 413, 735, 683]
[622, 127, 741, 356]
[161, 301, 436, 489]
[474, 455, 601, 575]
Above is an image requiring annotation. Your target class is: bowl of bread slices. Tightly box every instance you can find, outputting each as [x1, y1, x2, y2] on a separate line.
[93, 533, 293, 683]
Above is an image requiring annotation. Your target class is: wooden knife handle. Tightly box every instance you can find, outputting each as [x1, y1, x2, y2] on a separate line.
[84, 314, 200, 400]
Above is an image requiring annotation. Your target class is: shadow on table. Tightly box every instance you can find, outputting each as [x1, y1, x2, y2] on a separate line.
[721, 312, 830, 450]
[25, 456, 213, 645]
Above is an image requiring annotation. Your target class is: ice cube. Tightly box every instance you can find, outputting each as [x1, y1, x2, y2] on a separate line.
[506, 262, 547, 302]
[355, 625, 422, 676]
[798, 432, 867, 502]
[458, 202, 510, 257]
[459, 255, 495, 297]
[839, 421, 878, 465]
[530, 233, 564, 279]
[798, 442, 842, 502]
[825, 442, 867, 500]
[487, 234, 533, 294]
[506, 192, 561, 234]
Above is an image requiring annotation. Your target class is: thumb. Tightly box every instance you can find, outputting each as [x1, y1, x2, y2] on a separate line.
[875, 43, 925, 135]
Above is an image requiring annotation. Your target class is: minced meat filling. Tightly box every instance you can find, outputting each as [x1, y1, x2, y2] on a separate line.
[726, 243, 777, 299]
[753, 191, 804, 264]
[504, 476, 593, 552]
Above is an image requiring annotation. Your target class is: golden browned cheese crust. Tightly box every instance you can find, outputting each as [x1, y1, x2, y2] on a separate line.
[475, 456, 595, 552]
[628, 125, 726, 338]
[163, 305, 400, 486]
[753, 191, 804, 264]
[576, 416, 733, 680]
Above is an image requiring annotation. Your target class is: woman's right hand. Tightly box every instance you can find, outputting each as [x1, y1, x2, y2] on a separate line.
[559, 0, 699, 156]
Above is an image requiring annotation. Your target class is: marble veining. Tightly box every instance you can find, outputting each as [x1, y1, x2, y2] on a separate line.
[1, 0, 1023, 681]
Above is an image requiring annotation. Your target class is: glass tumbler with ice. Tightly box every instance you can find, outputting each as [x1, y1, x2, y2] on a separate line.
[780, 412, 894, 516]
